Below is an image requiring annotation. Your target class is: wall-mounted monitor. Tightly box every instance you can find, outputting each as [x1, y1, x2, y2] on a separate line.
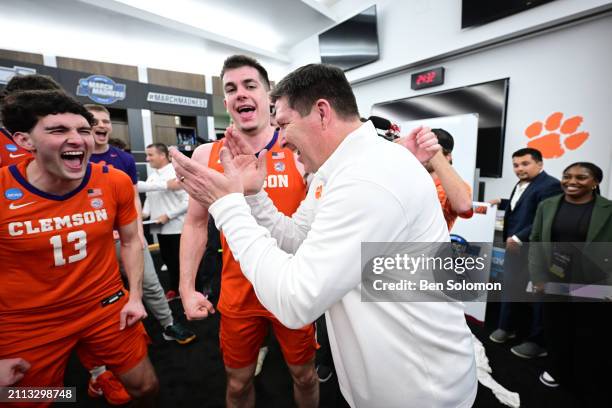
[371, 79, 510, 178]
[319, 5, 379, 72]
[462, 0, 557, 28]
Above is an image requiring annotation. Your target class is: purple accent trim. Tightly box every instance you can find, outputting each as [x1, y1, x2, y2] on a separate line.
[8, 163, 92, 201]
[1, 127, 14, 142]
[255, 130, 279, 158]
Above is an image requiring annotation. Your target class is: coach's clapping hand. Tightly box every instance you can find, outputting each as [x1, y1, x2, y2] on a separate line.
[181, 290, 215, 320]
[170, 146, 243, 208]
[119, 299, 147, 330]
[224, 127, 268, 195]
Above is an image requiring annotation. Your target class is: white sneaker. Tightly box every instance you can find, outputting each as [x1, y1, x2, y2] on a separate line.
[539, 371, 559, 388]
[254, 347, 268, 376]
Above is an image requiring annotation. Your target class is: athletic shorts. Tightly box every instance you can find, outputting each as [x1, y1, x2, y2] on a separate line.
[220, 314, 317, 369]
[2, 293, 149, 399]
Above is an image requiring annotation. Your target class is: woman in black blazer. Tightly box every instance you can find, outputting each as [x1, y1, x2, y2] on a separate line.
[529, 162, 612, 406]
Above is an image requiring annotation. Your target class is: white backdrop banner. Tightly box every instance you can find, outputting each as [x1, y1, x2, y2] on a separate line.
[401, 113, 479, 195]
[452, 202, 497, 322]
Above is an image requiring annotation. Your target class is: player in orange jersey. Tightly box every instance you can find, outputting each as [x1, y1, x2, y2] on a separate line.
[179, 55, 318, 408]
[0, 90, 158, 407]
[0, 74, 63, 168]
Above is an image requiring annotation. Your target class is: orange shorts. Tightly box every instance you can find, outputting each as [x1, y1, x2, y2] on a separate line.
[220, 314, 317, 369]
[2, 294, 149, 391]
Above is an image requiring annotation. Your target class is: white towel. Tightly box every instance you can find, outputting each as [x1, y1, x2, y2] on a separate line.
[473, 334, 521, 407]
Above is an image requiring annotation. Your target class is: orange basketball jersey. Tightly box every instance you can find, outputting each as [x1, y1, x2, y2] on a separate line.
[0, 127, 32, 168]
[0, 159, 136, 351]
[208, 131, 306, 317]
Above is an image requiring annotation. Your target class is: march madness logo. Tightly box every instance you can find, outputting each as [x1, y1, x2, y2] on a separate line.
[77, 75, 126, 105]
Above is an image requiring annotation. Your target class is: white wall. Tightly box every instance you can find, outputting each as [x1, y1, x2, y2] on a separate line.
[353, 14, 612, 199]
[289, 0, 612, 198]
[296, 0, 612, 83]
[289, 36, 321, 71]
[0, 0, 290, 81]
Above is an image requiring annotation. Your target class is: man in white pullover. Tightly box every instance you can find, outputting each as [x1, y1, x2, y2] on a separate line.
[171, 64, 477, 408]
[142, 143, 189, 300]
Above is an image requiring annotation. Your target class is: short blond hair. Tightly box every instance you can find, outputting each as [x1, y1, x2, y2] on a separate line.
[84, 104, 110, 116]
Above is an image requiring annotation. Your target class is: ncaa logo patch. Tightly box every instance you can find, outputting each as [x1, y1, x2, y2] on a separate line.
[5, 144, 18, 152]
[5, 188, 23, 200]
[274, 162, 285, 172]
[90, 198, 104, 209]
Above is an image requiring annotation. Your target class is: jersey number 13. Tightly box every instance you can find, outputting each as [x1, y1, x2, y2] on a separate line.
[49, 230, 88, 266]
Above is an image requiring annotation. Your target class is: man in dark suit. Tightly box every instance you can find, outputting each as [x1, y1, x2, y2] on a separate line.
[489, 148, 562, 359]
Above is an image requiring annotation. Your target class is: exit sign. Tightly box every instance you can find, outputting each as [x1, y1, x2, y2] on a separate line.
[411, 67, 445, 90]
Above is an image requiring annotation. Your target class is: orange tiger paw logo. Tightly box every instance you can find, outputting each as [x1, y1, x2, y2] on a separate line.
[524, 112, 589, 159]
